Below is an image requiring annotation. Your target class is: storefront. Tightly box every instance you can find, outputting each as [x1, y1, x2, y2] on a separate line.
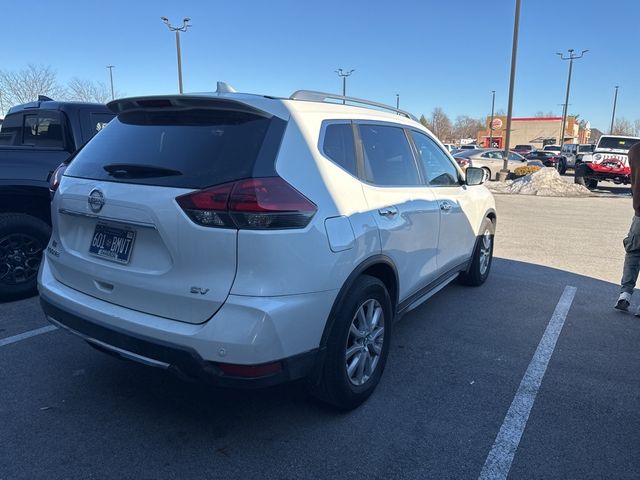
[477, 115, 590, 148]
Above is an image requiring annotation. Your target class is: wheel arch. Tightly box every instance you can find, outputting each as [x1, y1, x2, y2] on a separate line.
[308, 254, 398, 385]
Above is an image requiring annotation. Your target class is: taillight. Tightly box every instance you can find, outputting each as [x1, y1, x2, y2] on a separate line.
[457, 158, 470, 167]
[176, 177, 317, 230]
[49, 163, 68, 193]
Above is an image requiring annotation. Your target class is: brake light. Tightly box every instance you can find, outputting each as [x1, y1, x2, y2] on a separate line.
[457, 158, 470, 167]
[176, 177, 317, 230]
[49, 163, 68, 193]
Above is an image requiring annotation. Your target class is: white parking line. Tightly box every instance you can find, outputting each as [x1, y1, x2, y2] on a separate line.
[0, 325, 57, 347]
[478, 285, 577, 480]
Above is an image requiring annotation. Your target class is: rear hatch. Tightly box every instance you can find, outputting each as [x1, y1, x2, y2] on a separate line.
[50, 96, 287, 324]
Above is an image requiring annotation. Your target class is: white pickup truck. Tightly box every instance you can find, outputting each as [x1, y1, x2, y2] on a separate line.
[574, 135, 640, 189]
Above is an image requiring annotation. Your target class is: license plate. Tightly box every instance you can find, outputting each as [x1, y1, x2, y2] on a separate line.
[89, 223, 136, 264]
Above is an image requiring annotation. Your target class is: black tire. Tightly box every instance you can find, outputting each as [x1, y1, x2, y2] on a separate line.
[0, 213, 51, 302]
[459, 217, 495, 286]
[558, 158, 567, 175]
[482, 167, 492, 182]
[308, 275, 393, 410]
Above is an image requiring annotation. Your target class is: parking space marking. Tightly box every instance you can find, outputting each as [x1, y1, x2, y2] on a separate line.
[478, 285, 577, 480]
[0, 325, 57, 347]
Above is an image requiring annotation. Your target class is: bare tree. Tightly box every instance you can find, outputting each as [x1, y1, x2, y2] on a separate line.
[0, 65, 65, 113]
[612, 118, 634, 136]
[634, 119, 640, 137]
[422, 107, 453, 141]
[66, 77, 113, 103]
[453, 115, 484, 141]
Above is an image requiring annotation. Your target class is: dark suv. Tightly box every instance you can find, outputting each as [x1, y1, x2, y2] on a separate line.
[0, 97, 114, 301]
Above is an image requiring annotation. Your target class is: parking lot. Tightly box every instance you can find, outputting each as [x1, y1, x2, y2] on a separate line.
[2, 192, 639, 480]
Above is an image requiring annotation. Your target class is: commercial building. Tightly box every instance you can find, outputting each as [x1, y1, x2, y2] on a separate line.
[477, 115, 591, 148]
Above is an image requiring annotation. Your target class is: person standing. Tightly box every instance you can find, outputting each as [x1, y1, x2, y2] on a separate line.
[615, 142, 640, 313]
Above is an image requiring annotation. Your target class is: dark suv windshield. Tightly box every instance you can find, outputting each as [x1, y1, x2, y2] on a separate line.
[598, 137, 640, 151]
[65, 109, 284, 188]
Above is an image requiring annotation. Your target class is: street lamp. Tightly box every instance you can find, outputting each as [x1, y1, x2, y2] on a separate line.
[489, 90, 496, 148]
[609, 85, 619, 134]
[106, 65, 115, 100]
[161, 16, 192, 94]
[556, 48, 588, 148]
[396, 94, 400, 112]
[335, 69, 354, 104]
[501, 0, 521, 175]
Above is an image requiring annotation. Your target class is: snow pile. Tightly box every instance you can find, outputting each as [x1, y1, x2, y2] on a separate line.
[486, 167, 591, 197]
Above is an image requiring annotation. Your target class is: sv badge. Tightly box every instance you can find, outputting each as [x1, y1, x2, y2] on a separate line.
[190, 287, 210, 295]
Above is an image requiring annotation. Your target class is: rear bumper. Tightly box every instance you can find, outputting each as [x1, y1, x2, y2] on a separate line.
[38, 257, 337, 386]
[41, 296, 318, 387]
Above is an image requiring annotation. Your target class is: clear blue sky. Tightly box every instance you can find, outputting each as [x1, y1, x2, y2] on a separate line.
[2, 0, 638, 131]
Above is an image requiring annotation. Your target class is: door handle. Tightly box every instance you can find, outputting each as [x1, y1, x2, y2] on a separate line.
[440, 201, 453, 212]
[378, 206, 398, 217]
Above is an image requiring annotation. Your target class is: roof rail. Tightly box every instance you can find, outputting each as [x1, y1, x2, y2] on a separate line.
[289, 90, 418, 122]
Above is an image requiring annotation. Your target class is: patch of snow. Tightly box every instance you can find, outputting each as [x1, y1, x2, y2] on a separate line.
[485, 167, 591, 197]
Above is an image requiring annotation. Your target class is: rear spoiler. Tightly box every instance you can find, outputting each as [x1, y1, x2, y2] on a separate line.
[107, 95, 272, 118]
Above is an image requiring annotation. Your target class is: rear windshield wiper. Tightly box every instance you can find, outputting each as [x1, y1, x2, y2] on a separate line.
[103, 163, 183, 178]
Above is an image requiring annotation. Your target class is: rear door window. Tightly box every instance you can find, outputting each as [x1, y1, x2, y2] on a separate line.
[22, 112, 64, 148]
[358, 124, 422, 186]
[65, 108, 284, 189]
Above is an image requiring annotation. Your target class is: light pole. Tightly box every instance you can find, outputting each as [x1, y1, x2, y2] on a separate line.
[556, 48, 588, 148]
[106, 65, 115, 100]
[501, 0, 521, 175]
[489, 90, 496, 148]
[161, 17, 192, 94]
[396, 94, 399, 112]
[335, 69, 354, 104]
[609, 85, 619, 134]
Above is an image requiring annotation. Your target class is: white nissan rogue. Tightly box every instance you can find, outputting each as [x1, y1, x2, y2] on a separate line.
[39, 86, 496, 409]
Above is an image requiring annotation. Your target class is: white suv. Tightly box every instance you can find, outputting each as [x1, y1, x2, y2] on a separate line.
[39, 87, 496, 409]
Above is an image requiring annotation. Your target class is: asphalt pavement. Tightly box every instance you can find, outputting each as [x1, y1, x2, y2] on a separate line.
[1, 191, 639, 480]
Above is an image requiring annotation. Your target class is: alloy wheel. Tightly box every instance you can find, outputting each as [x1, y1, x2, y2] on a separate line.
[345, 299, 385, 386]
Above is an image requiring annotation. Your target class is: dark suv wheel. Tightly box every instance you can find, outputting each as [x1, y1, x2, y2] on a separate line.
[0, 213, 51, 302]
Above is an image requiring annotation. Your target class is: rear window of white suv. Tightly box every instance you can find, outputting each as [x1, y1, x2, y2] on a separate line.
[65, 108, 285, 189]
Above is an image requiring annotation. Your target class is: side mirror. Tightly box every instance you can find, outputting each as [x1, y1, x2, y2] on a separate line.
[465, 167, 485, 186]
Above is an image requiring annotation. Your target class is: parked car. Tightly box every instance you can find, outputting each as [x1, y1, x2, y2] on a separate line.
[542, 145, 562, 155]
[454, 148, 526, 180]
[458, 144, 481, 150]
[524, 151, 562, 170]
[513, 144, 535, 155]
[39, 86, 496, 410]
[0, 96, 114, 301]
[575, 135, 640, 189]
[560, 143, 595, 171]
[442, 143, 456, 153]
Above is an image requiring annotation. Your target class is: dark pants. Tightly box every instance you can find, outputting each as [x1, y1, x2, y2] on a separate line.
[621, 215, 640, 294]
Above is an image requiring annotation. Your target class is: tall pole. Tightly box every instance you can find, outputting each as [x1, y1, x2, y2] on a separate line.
[175, 31, 183, 94]
[106, 65, 115, 100]
[610, 85, 619, 134]
[556, 48, 588, 148]
[489, 90, 496, 148]
[161, 17, 192, 94]
[335, 69, 354, 104]
[501, 0, 521, 174]
[396, 94, 400, 113]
